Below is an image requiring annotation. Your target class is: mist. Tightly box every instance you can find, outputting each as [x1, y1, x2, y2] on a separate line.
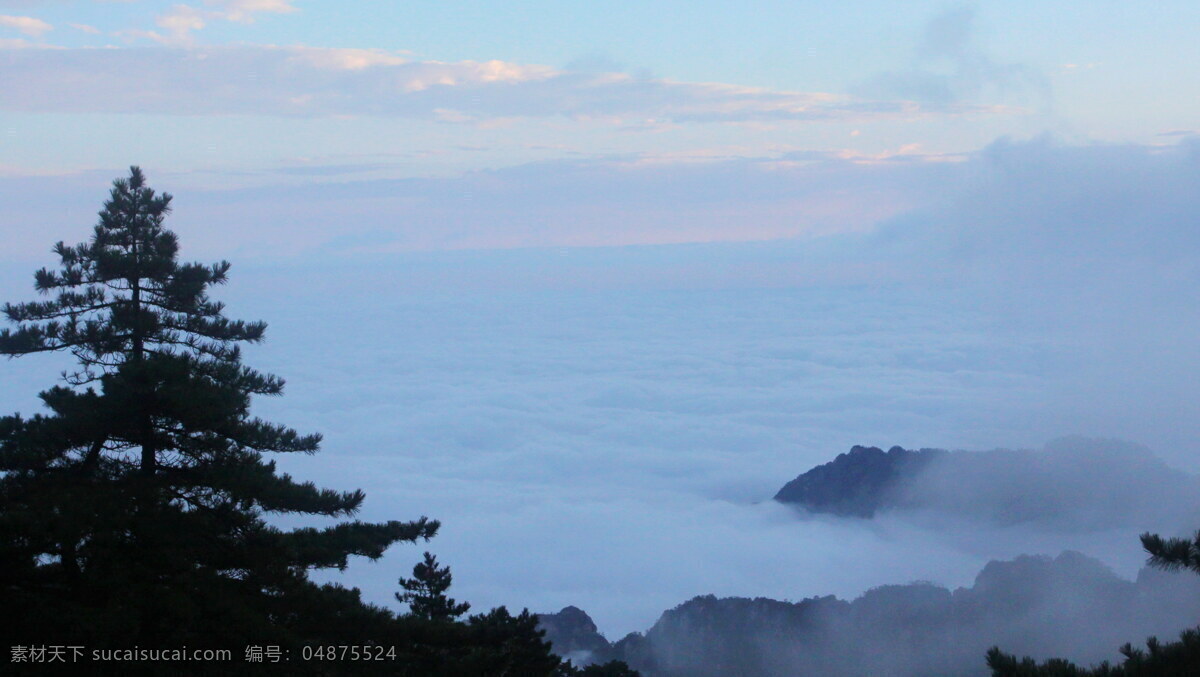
[570, 551, 1200, 676]
[890, 438, 1200, 533]
[1, 137, 1197, 664]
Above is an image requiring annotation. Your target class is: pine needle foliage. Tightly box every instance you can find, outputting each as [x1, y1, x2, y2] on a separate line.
[397, 552, 472, 621]
[987, 629, 1200, 676]
[0, 167, 438, 649]
[1139, 530, 1200, 574]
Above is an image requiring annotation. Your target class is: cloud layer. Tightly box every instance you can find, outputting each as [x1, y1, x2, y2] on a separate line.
[0, 153, 950, 261]
[0, 44, 1006, 123]
[0, 136, 1197, 638]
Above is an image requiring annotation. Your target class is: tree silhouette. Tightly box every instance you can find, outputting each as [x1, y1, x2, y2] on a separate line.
[397, 551, 471, 621]
[0, 167, 641, 675]
[1139, 530, 1200, 574]
[0, 167, 437, 648]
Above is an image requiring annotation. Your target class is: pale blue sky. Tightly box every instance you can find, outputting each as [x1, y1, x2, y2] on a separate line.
[1, 0, 1197, 186]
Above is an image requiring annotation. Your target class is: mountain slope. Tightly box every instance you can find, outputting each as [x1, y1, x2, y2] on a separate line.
[773, 438, 1200, 529]
[541, 552, 1200, 676]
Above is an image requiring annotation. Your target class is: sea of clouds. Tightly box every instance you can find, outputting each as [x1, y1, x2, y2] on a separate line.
[1, 137, 1197, 639]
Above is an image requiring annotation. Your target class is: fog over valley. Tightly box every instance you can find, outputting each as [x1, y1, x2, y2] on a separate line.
[3, 140, 1196, 645]
[2, 4, 1199, 670]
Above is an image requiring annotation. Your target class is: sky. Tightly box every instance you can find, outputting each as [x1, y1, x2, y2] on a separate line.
[1, 1, 1198, 189]
[1, 0, 1199, 645]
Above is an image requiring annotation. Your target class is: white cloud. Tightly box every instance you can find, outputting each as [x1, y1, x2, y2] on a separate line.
[200, 263, 1199, 634]
[0, 14, 50, 37]
[207, 0, 296, 24]
[290, 46, 408, 71]
[68, 22, 100, 34]
[0, 44, 1007, 124]
[154, 4, 206, 44]
[139, 0, 295, 44]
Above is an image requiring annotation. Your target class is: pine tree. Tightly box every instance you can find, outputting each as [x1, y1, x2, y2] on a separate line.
[0, 167, 438, 648]
[397, 552, 471, 621]
[1139, 530, 1200, 573]
[987, 630, 1200, 676]
[392, 554, 644, 675]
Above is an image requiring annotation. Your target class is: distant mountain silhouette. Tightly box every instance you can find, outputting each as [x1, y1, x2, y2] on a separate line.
[538, 605, 615, 667]
[773, 437, 1200, 529]
[540, 552, 1200, 676]
[538, 438, 1200, 674]
[773, 444, 944, 517]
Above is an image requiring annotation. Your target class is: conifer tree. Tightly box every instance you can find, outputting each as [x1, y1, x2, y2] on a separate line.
[0, 167, 438, 647]
[397, 552, 471, 621]
[1139, 530, 1200, 574]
